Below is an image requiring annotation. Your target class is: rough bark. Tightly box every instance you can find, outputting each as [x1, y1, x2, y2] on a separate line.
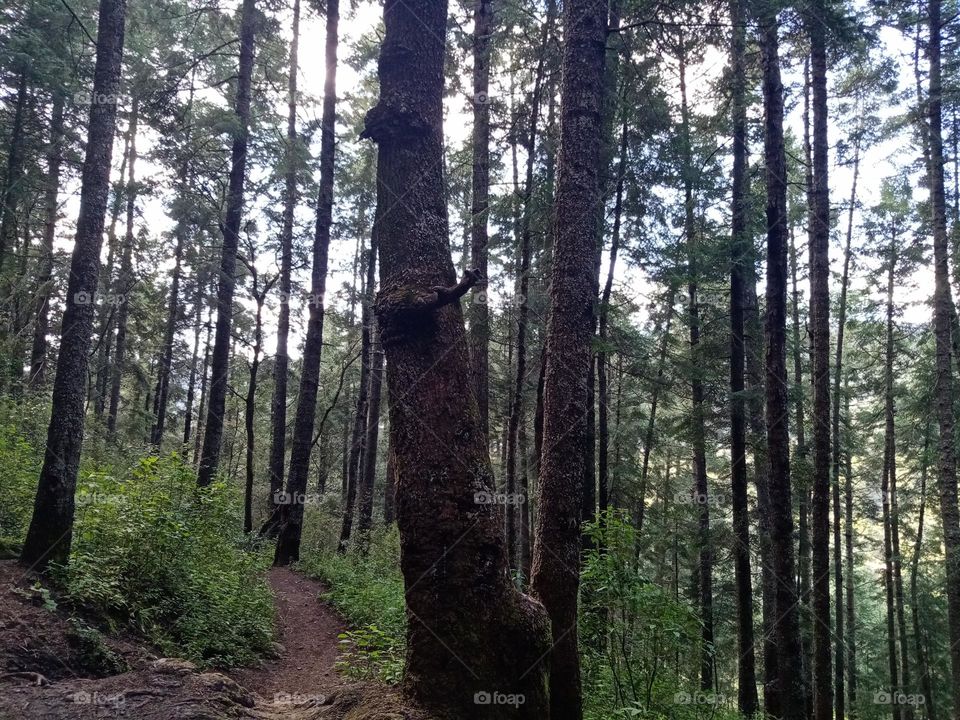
[466, 0, 493, 439]
[759, 9, 805, 718]
[264, 0, 301, 533]
[197, 0, 257, 486]
[272, 0, 338, 563]
[28, 95, 65, 390]
[928, 0, 960, 710]
[356, 323, 384, 546]
[807, 1, 834, 714]
[530, 0, 607, 715]
[729, 0, 758, 707]
[362, 0, 551, 715]
[910, 429, 937, 720]
[20, 0, 126, 570]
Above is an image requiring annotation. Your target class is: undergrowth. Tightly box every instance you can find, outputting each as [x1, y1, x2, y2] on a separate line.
[0, 409, 274, 669]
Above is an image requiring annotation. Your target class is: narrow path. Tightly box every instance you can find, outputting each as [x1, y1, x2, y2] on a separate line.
[230, 566, 347, 701]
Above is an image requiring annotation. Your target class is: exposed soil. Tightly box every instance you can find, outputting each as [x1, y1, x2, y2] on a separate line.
[0, 560, 431, 719]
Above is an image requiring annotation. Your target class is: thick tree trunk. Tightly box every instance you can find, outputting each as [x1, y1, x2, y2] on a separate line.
[107, 99, 140, 435]
[197, 0, 257, 486]
[20, 0, 126, 570]
[728, 0, 758, 708]
[264, 0, 301, 532]
[272, 0, 338, 563]
[530, 0, 607, 715]
[361, 0, 551, 715]
[466, 0, 493, 439]
[28, 95, 65, 390]
[807, 1, 834, 714]
[928, 0, 960, 710]
[759, 9, 805, 718]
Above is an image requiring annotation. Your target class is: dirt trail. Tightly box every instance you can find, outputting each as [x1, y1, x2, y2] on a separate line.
[230, 567, 346, 701]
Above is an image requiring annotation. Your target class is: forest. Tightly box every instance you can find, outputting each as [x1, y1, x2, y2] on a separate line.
[0, 0, 958, 717]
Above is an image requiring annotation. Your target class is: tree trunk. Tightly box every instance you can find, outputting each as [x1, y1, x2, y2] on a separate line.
[844, 371, 858, 715]
[928, 0, 960, 710]
[197, 0, 257, 486]
[244, 295, 265, 534]
[338, 242, 375, 553]
[107, 99, 140, 435]
[361, 0, 551, 715]
[193, 312, 212, 466]
[183, 281, 204, 447]
[882, 404, 901, 720]
[356, 323, 384, 547]
[20, 0, 127, 570]
[911, 429, 937, 720]
[272, 0, 338, 562]
[28, 95, 65, 390]
[530, 0, 607, 715]
[808, 0, 834, 713]
[264, 0, 301, 532]
[759, 8, 805, 718]
[728, 0, 758, 707]
[831, 140, 857, 720]
[466, 0, 493, 440]
[0, 69, 28, 276]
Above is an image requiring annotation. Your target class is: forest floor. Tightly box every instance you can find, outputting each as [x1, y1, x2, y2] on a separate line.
[0, 561, 429, 719]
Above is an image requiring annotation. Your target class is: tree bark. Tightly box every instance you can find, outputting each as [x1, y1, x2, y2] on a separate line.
[759, 8, 805, 718]
[927, 0, 960, 710]
[807, 0, 834, 714]
[911, 429, 937, 720]
[183, 281, 204, 448]
[28, 95, 65, 390]
[728, 0, 758, 707]
[272, 0, 338, 563]
[197, 0, 257, 486]
[530, 0, 607, 715]
[264, 0, 301, 532]
[20, 0, 127, 570]
[356, 323, 384, 547]
[466, 0, 493, 440]
[244, 285, 267, 534]
[843, 371, 858, 715]
[361, 0, 551, 715]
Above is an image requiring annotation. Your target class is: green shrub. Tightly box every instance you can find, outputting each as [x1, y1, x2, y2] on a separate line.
[52, 454, 275, 668]
[0, 405, 45, 552]
[300, 524, 406, 684]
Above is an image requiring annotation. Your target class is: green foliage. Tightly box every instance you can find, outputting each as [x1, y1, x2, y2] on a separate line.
[300, 524, 406, 685]
[580, 511, 733, 720]
[50, 453, 275, 667]
[0, 402, 46, 553]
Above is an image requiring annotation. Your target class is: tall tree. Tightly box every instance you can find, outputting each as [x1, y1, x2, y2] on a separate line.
[360, 0, 550, 714]
[807, 0, 834, 714]
[927, 0, 960, 709]
[197, 0, 257, 486]
[729, 0, 758, 708]
[530, 0, 607, 715]
[273, 0, 339, 564]
[759, 5, 806, 717]
[20, 0, 127, 569]
[264, 0, 302, 534]
[467, 0, 493, 439]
